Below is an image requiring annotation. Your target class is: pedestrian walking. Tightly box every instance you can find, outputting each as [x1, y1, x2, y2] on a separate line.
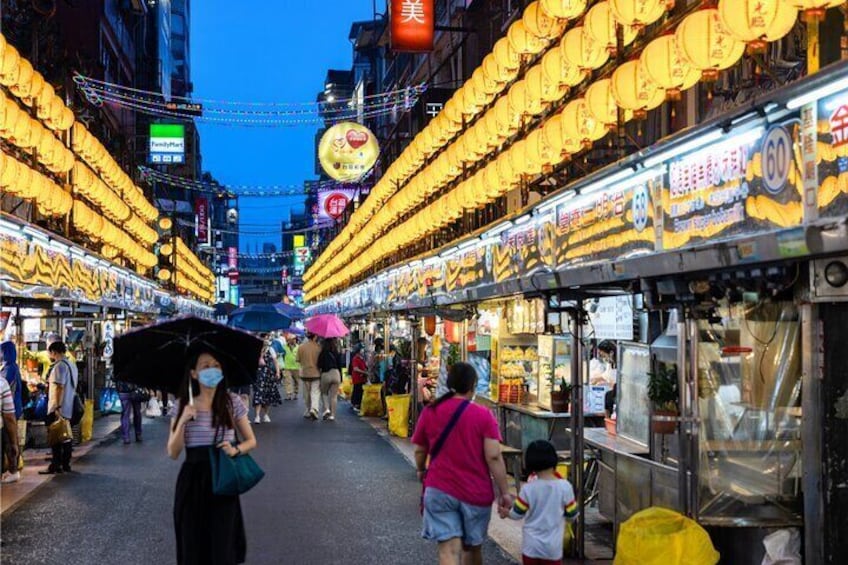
[280, 335, 300, 401]
[40, 342, 78, 475]
[296, 333, 322, 420]
[499, 440, 579, 565]
[115, 379, 146, 444]
[167, 346, 258, 565]
[1, 341, 23, 423]
[252, 341, 282, 424]
[318, 338, 343, 421]
[412, 362, 513, 565]
[349, 343, 368, 412]
[0, 375, 20, 485]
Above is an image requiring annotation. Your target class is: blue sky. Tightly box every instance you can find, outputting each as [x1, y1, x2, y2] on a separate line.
[191, 1, 374, 251]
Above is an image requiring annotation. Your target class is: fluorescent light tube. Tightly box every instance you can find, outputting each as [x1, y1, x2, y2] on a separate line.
[642, 129, 725, 169]
[23, 226, 49, 243]
[787, 75, 848, 110]
[483, 221, 513, 239]
[513, 214, 532, 225]
[536, 192, 576, 215]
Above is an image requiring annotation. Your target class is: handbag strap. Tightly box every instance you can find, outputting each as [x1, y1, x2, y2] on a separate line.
[429, 400, 470, 464]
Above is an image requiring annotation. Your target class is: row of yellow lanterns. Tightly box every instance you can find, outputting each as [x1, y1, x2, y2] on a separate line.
[0, 151, 73, 217]
[0, 92, 74, 173]
[175, 237, 215, 291]
[72, 200, 157, 268]
[0, 34, 75, 132]
[71, 161, 157, 245]
[306, 1, 824, 300]
[308, 0, 596, 279]
[307, 0, 658, 295]
[71, 122, 159, 223]
[175, 272, 214, 303]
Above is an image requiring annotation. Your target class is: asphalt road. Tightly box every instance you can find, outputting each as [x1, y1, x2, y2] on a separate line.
[0, 397, 515, 565]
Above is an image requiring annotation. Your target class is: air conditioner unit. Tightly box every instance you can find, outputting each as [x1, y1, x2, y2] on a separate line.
[811, 256, 848, 302]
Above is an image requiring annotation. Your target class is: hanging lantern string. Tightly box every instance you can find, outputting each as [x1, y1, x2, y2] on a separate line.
[211, 222, 338, 236]
[78, 82, 422, 117]
[73, 73, 428, 107]
[138, 165, 375, 196]
[198, 248, 299, 259]
[82, 91, 420, 127]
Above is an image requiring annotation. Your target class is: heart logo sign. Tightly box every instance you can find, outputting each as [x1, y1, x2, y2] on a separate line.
[346, 130, 369, 149]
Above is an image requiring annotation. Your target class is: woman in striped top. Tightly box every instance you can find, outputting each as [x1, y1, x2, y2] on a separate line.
[167, 346, 257, 565]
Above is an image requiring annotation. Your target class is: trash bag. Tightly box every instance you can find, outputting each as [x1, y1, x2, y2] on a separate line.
[98, 387, 121, 414]
[80, 399, 94, 442]
[614, 507, 719, 565]
[360, 384, 384, 417]
[762, 528, 801, 565]
[386, 394, 411, 438]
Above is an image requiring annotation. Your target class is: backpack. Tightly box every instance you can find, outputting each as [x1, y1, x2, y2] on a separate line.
[52, 359, 84, 426]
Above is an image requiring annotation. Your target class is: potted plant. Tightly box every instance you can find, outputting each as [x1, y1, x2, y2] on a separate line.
[648, 364, 679, 434]
[549, 377, 573, 413]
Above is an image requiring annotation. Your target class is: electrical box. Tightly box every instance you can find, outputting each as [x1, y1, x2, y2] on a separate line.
[811, 256, 848, 301]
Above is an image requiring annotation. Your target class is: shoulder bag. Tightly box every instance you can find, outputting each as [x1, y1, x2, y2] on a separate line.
[209, 425, 265, 496]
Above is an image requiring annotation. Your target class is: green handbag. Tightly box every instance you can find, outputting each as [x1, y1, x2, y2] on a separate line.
[208, 431, 264, 496]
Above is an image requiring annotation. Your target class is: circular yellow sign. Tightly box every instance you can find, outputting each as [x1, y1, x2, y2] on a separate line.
[317, 122, 379, 182]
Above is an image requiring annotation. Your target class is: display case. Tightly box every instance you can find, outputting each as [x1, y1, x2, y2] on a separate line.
[497, 337, 538, 404]
[537, 335, 571, 410]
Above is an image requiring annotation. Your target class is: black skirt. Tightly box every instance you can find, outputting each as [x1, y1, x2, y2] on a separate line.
[174, 447, 247, 565]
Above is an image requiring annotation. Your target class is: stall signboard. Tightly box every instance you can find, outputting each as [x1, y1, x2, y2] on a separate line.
[555, 171, 660, 266]
[445, 246, 493, 292]
[317, 122, 379, 182]
[149, 123, 185, 164]
[493, 219, 554, 283]
[390, 0, 434, 52]
[317, 189, 356, 221]
[195, 197, 209, 245]
[0, 234, 157, 313]
[661, 122, 803, 251]
[815, 90, 848, 219]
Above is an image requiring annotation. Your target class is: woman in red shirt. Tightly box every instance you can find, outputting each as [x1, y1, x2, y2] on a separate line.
[349, 344, 368, 412]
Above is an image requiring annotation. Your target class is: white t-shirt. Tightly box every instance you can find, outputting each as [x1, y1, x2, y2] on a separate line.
[0, 377, 14, 430]
[509, 475, 578, 560]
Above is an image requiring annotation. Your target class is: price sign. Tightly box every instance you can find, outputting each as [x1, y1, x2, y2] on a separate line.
[762, 125, 792, 195]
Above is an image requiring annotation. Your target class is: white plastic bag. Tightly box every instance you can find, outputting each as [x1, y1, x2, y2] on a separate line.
[145, 397, 162, 418]
[761, 528, 801, 565]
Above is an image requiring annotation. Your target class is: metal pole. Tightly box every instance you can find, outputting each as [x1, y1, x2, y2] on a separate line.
[569, 303, 585, 559]
[676, 310, 690, 516]
[411, 318, 420, 423]
[687, 315, 700, 518]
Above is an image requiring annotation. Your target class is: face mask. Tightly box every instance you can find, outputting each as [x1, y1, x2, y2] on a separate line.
[197, 367, 224, 389]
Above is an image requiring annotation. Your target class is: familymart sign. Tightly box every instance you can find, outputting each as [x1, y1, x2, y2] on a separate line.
[149, 124, 185, 164]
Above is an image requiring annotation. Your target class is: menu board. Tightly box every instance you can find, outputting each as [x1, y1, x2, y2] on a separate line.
[662, 121, 803, 250]
[555, 172, 660, 267]
[815, 91, 848, 219]
[586, 295, 634, 341]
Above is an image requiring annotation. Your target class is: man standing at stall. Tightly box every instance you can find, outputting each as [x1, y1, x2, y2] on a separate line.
[41, 342, 78, 474]
[296, 333, 322, 420]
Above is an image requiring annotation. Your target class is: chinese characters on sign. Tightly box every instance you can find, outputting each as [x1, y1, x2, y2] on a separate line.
[317, 189, 357, 221]
[390, 0, 434, 52]
[195, 197, 209, 245]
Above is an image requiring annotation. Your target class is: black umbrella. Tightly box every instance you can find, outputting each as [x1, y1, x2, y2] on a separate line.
[112, 316, 263, 394]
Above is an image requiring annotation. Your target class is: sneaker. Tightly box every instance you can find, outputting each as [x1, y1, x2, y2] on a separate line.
[254, 415, 261, 424]
[303, 411, 312, 419]
[263, 414, 271, 423]
[327, 415, 335, 421]
[322, 410, 331, 420]
[310, 408, 319, 420]
[1, 471, 20, 484]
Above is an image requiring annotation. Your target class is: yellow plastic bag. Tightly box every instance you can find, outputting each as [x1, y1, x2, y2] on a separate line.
[80, 399, 94, 442]
[386, 394, 410, 438]
[341, 374, 352, 399]
[563, 521, 574, 556]
[360, 384, 384, 417]
[614, 507, 719, 565]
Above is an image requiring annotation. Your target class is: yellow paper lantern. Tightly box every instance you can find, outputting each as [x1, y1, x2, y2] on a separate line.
[561, 98, 607, 149]
[784, 0, 843, 15]
[542, 113, 567, 159]
[561, 26, 609, 72]
[610, 59, 666, 119]
[609, 0, 667, 29]
[640, 34, 701, 99]
[540, 0, 587, 19]
[508, 20, 546, 55]
[717, 0, 798, 51]
[507, 81, 529, 119]
[524, 66, 547, 114]
[9, 58, 33, 98]
[676, 8, 746, 81]
[483, 163, 503, 198]
[496, 152, 520, 186]
[585, 78, 619, 128]
[494, 38, 521, 71]
[542, 48, 581, 94]
[523, 1, 567, 39]
[584, 1, 638, 53]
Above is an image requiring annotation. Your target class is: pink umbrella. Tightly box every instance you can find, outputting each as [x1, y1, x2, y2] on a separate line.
[304, 314, 349, 338]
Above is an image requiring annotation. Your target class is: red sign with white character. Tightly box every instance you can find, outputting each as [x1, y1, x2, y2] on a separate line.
[391, 0, 434, 52]
[317, 189, 356, 221]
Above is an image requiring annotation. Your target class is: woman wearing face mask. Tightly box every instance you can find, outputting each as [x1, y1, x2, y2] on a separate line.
[167, 346, 257, 565]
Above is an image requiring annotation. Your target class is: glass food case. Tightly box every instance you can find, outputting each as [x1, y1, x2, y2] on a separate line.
[537, 335, 571, 410]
